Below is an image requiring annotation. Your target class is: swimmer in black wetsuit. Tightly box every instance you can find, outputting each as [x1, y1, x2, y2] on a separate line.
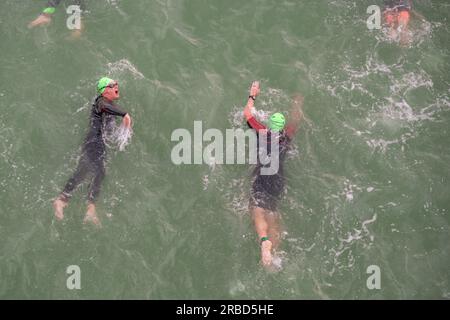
[28, 0, 86, 38]
[243, 81, 303, 268]
[53, 77, 132, 226]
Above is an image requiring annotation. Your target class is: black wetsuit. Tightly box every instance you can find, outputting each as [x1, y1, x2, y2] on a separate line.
[61, 96, 127, 203]
[43, 0, 86, 11]
[247, 118, 292, 212]
[383, 0, 411, 11]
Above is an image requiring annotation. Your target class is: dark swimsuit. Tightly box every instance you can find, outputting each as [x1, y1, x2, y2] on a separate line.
[247, 117, 292, 212]
[61, 96, 127, 203]
[44, 0, 86, 11]
[383, 0, 411, 12]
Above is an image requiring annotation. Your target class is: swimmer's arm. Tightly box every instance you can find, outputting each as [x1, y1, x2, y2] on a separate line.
[243, 96, 256, 122]
[285, 95, 304, 139]
[102, 102, 127, 117]
[244, 81, 266, 131]
[243, 82, 258, 121]
[244, 100, 266, 131]
[122, 114, 132, 128]
[102, 102, 132, 128]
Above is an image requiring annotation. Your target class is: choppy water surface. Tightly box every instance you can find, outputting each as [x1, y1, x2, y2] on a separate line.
[0, 0, 449, 299]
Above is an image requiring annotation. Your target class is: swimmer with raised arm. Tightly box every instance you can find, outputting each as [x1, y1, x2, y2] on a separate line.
[243, 81, 303, 268]
[53, 77, 132, 226]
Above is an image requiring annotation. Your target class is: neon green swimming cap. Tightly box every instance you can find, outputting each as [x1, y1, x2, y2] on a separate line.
[97, 77, 115, 94]
[268, 113, 286, 132]
[42, 7, 56, 15]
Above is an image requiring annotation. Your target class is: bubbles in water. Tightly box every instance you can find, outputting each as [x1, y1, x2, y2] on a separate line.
[271, 250, 287, 272]
[113, 124, 133, 151]
[229, 280, 246, 297]
[378, 98, 434, 122]
[105, 0, 128, 18]
[442, 292, 450, 299]
[106, 59, 145, 80]
[376, 19, 435, 47]
[228, 105, 270, 129]
[202, 175, 209, 190]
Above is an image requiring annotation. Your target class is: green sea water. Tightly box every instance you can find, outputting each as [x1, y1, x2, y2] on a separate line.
[0, 0, 449, 299]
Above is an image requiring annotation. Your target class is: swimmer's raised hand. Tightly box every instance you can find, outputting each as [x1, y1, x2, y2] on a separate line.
[122, 114, 132, 128]
[28, 14, 52, 28]
[249, 81, 260, 99]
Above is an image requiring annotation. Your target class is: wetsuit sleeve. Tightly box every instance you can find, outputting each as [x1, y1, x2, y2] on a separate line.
[101, 101, 128, 117]
[246, 117, 267, 132]
[244, 101, 266, 132]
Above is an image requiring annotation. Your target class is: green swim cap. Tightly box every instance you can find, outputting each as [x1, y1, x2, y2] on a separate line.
[42, 7, 56, 15]
[97, 77, 115, 94]
[268, 113, 286, 132]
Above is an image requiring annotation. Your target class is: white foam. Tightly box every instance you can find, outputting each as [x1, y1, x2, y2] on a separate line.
[106, 59, 145, 79]
[378, 98, 435, 122]
[113, 124, 133, 151]
[366, 138, 399, 153]
[229, 280, 246, 296]
[271, 255, 283, 271]
[376, 19, 434, 46]
[202, 175, 209, 191]
[105, 0, 128, 18]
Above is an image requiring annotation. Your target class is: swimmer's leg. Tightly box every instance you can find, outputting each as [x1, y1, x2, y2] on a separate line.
[266, 211, 283, 252]
[398, 11, 411, 46]
[54, 159, 89, 220]
[251, 206, 273, 267]
[86, 163, 105, 204]
[384, 10, 398, 39]
[83, 158, 105, 227]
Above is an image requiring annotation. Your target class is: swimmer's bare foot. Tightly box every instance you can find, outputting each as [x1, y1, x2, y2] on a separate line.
[53, 197, 67, 221]
[261, 240, 273, 267]
[83, 203, 101, 227]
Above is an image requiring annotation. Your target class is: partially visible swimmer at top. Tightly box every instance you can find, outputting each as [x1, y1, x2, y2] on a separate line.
[28, 0, 86, 38]
[383, 0, 426, 46]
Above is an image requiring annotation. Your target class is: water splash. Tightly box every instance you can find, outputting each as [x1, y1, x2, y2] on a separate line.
[113, 124, 133, 151]
[105, 0, 128, 18]
[375, 17, 435, 47]
[106, 59, 145, 80]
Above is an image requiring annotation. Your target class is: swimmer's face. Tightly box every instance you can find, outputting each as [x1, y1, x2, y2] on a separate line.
[103, 82, 120, 100]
